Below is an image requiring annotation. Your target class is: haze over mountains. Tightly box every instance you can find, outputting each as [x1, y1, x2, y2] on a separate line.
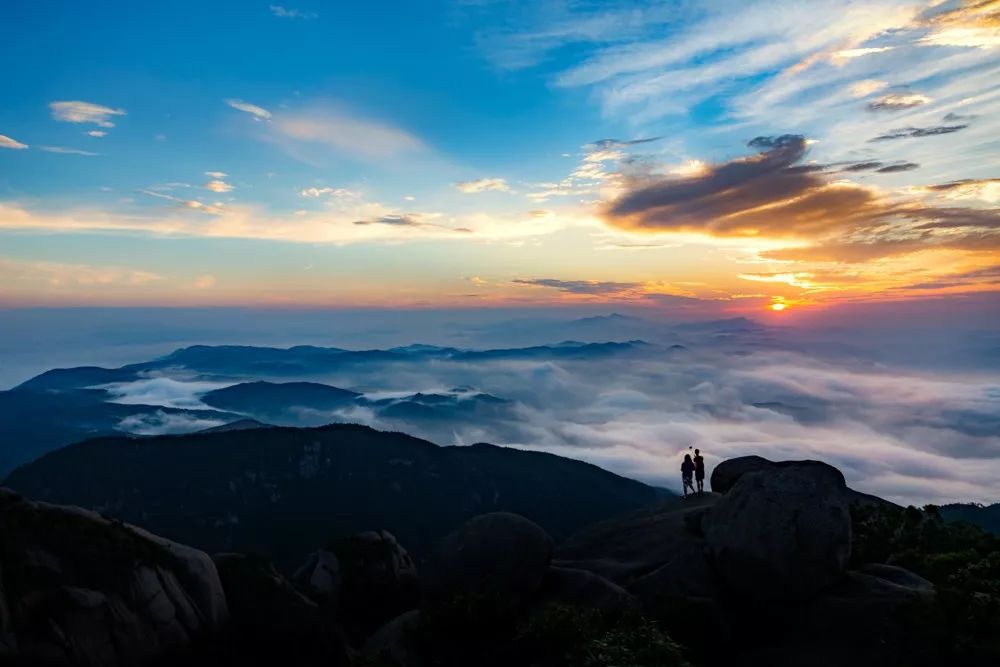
[2, 310, 998, 506]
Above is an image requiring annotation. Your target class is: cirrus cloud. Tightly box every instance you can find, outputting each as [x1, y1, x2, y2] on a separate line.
[455, 178, 511, 193]
[49, 101, 126, 128]
[225, 98, 272, 120]
[0, 134, 28, 150]
[271, 109, 424, 161]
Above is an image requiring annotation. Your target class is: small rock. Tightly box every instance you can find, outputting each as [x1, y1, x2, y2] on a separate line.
[293, 550, 341, 602]
[363, 609, 423, 667]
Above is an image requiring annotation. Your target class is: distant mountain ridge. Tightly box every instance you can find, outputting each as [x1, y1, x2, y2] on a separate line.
[14, 339, 651, 391]
[0, 339, 654, 474]
[0, 388, 242, 476]
[940, 502, 1000, 534]
[2, 422, 664, 570]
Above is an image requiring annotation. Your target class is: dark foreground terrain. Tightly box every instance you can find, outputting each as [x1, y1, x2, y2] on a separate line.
[3, 423, 661, 568]
[2, 444, 998, 667]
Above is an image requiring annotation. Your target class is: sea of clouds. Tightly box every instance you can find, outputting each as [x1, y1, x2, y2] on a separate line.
[97, 339, 1000, 506]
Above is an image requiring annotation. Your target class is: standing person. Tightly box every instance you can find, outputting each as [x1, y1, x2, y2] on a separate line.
[693, 448, 706, 494]
[681, 454, 696, 498]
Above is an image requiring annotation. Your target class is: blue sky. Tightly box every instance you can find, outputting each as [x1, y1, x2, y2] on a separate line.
[0, 0, 997, 312]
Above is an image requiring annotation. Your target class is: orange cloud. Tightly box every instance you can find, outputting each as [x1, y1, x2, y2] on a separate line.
[600, 134, 1000, 264]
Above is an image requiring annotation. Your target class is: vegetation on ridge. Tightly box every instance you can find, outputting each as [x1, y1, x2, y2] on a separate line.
[852, 503, 1000, 665]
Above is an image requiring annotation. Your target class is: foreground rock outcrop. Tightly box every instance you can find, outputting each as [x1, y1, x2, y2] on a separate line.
[703, 460, 851, 600]
[213, 553, 351, 666]
[0, 488, 227, 666]
[422, 512, 554, 604]
[4, 450, 992, 667]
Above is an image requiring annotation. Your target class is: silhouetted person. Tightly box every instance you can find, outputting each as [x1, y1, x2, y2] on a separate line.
[681, 454, 696, 497]
[693, 448, 705, 493]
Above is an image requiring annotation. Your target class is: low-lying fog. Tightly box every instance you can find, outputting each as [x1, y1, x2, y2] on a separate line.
[3, 305, 998, 505]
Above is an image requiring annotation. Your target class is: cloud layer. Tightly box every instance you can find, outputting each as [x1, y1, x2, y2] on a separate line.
[600, 133, 1000, 264]
[96, 331, 1000, 506]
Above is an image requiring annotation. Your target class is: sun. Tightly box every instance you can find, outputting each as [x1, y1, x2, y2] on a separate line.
[770, 302, 787, 312]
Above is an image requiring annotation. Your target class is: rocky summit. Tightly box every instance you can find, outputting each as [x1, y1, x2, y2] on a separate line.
[1, 455, 998, 667]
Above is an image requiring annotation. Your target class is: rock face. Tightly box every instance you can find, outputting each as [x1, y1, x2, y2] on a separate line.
[293, 550, 341, 602]
[710, 455, 774, 494]
[537, 566, 638, 613]
[711, 455, 897, 510]
[703, 462, 852, 601]
[556, 493, 721, 599]
[214, 553, 351, 667]
[335, 530, 420, 640]
[422, 512, 554, 603]
[363, 609, 423, 667]
[710, 455, 847, 494]
[0, 487, 227, 666]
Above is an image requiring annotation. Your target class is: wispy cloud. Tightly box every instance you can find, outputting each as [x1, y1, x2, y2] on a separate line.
[39, 146, 100, 156]
[139, 189, 225, 215]
[0, 134, 28, 150]
[269, 5, 317, 20]
[512, 278, 641, 295]
[0, 200, 571, 245]
[867, 92, 932, 111]
[455, 177, 511, 193]
[849, 79, 889, 98]
[203, 179, 234, 193]
[225, 98, 272, 120]
[0, 257, 161, 287]
[918, 0, 1000, 49]
[49, 101, 126, 128]
[870, 124, 969, 141]
[270, 107, 424, 161]
[300, 187, 360, 200]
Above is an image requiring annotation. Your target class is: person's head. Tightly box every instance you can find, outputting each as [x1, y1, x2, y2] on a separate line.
[695, 448, 700, 455]
[684, 454, 692, 463]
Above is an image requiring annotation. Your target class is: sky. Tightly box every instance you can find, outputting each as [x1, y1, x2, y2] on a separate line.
[0, 0, 997, 316]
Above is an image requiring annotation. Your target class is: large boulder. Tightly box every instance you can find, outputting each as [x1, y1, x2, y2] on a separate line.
[422, 513, 553, 604]
[710, 455, 774, 494]
[703, 462, 851, 601]
[0, 487, 227, 666]
[711, 456, 847, 495]
[711, 456, 898, 511]
[334, 529, 420, 640]
[213, 553, 351, 666]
